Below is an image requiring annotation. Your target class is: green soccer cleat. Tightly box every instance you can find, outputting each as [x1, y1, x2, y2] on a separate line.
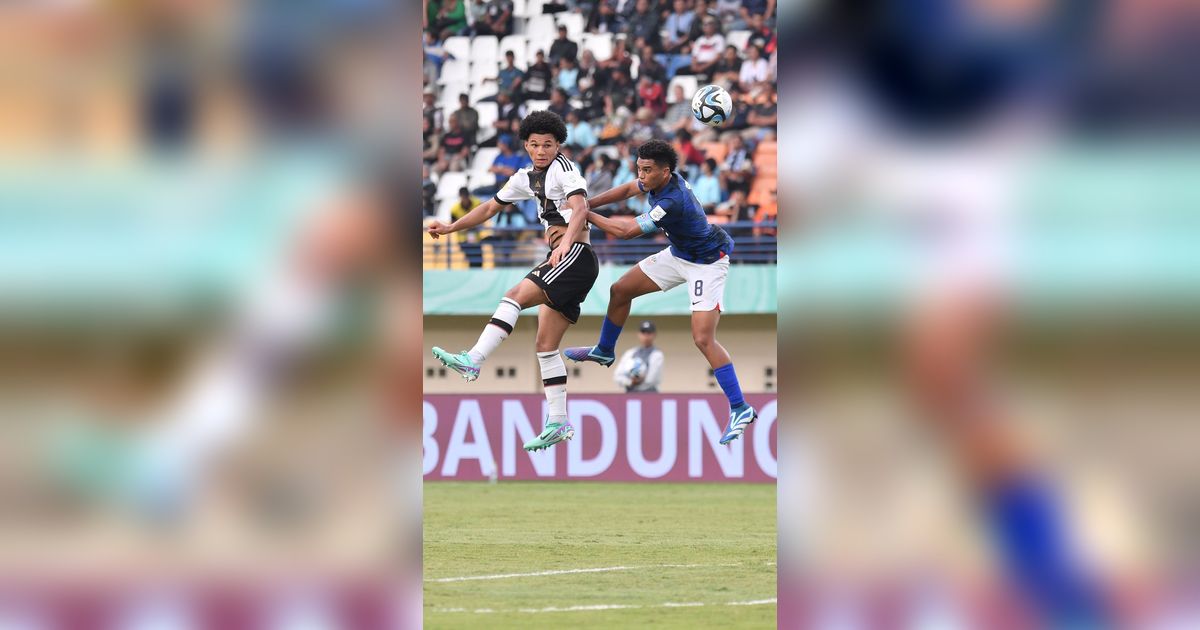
[522, 420, 575, 452]
[432, 347, 480, 382]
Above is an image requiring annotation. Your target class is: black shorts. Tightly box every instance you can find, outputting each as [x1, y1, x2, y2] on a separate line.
[525, 242, 599, 324]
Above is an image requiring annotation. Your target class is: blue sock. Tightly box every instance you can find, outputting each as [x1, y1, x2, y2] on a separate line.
[596, 317, 622, 354]
[713, 363, 745, 409]
[985, 476, 1107, 626]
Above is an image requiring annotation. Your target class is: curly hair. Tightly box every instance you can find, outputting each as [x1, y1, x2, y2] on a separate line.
[636, 139, 678, 172]
[518, 110, 568, 143]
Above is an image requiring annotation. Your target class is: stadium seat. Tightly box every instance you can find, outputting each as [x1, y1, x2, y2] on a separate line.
[475, 101, 499, 143]
[747, 176, 777, 207]
[470, 81, 499, 104]
[667, 75, 698, 103]
[527, 14, 556, 41]
[510, 0, 528, 18]
[438, 59, 469, 85]
[470, 60, 499, 84]
[590, 145, 619, 161]
[436, 172, 468, 202]
[521, 0, 546, 18]
[702, 141, 728, 163]
[582, 33, 614, 62]
[472, 147, 501, 177]
[556, 12, 586, 39]
[437, 197, 457, 224]
[471, 36, 499, 67]
[466, 172, 492, 192]
[630, 55, 640, 80]
[524, 99, 550, 112]
[499, 34, 528, 68]
[753, 152, 777, 178]
[726, 30, 752, 52]
[443, 36, 471, 63]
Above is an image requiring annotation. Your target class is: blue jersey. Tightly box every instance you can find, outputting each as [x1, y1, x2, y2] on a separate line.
[636, 173, 734, 264]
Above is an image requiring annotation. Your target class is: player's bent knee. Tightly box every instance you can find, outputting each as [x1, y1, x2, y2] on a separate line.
[693, 334, 714, 351]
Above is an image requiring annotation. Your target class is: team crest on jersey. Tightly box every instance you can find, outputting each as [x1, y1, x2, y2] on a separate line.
[649, 205, 666, 221]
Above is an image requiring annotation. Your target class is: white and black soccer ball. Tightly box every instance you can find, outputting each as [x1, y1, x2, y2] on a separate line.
[691, 84, 733, 127]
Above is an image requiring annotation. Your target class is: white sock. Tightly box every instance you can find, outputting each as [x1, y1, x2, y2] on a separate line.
[538, 350, 568, 422]
[468, 298, 521, 364]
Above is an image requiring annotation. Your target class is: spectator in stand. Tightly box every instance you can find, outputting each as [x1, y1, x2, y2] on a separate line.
[746, 12, 776, 56]
[565, 109, 598, 157]
[672, 128, 707, 177]
[548, 25, 579, 65]
[663, 0, 695, 55]
[604, 36, 635, 76]
[637, 45, 668, 85]
[688, 0, 721, 42]
[744, 88, 777, 142]
[592, 0, 637, 34]
[556, 56, 581, 96]
[578, 49, 604, 91]
[436, 115, 471, 173]
[740, 0, 775, 28]
[576, 75, 605, 121]
[738, 44, 770, 92]
[629, 107, 660, 144]
[712, 45, 743, 86]
[493, 91, 523, 137]
[423, 30, 454, 84]
[478, 0, 514, 37]
[522, 50, 553, 100]
[449, 93, 480, 145]
[637, 76, 667, 117]
[548, 87, 573, 120]
[422, 86, 444, 131]
[423, 115, 441, 165]
[723, 86, 754, 130]
[692, 158, 722, 212]
[720, 133, 754, 196]
[497, 50, 524, 100]
[466, 0, 489, 34]
[662, 84, 693, 137]
[685, 18, 725, 79]
[753, 187, 777, 237]
[449, 187, 485, 267]
[585, 155, 615, 199]
[422, 163, 438, 217]
[475, 135, 529, 196]
[716, 189, 754, 231]
[628, 0, 661, 50]
[605, 68, 638, 118]
[431, 0, 468, 35]
[714, 0, 744, 29]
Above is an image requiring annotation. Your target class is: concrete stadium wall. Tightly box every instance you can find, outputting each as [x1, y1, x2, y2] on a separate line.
[423, 314, 777, 395]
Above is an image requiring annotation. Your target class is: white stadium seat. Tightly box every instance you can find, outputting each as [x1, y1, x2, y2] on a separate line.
[510, 0, 529, 18]
[470, 36, 499, 67]
[475, 101, 499, 143]
[436, 172, 468, 201]
[437, 197, 456, 223]
[523, 0, 546, 18]
[467, 172, 492, 192]
[470, 60, 499, 84]
[437, 58, 469, 85]
[667, 75, 699, 103]
[524, 99, 550, 112]
[472, 147, 501, 177]
[582, 33, 613, 62]
[443, 36, 471, 62]
[499, 34, 528, 69]
[469, 81, 499, 104]
[726, 30, 752, 52]
[556, 12, 586, 40]
[526, 14, 557, 41]
[440, 81, 469, 114]
[630, 55, 640, 80]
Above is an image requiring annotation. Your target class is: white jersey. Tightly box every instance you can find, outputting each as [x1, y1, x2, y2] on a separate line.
[494, 153, 588, 230]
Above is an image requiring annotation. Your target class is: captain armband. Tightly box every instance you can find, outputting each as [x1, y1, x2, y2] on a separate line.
[635, 213, 658, 234]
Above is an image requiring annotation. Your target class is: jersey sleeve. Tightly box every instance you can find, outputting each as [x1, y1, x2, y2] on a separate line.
[549, 158, 588, 200]
[495, 170, 534, 205]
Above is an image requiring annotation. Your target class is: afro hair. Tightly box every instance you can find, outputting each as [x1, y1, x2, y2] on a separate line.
[518, 110, 568, 143]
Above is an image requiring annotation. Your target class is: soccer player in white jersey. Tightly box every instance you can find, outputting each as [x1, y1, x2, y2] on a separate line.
[427, 110, 596, 452]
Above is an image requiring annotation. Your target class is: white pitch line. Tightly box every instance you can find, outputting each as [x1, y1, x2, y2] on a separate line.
[433, 598, 776, 614]
[429, 562, 739, 583]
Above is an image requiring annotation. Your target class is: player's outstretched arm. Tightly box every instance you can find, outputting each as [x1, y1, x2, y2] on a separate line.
[587, 210, 651, 240]
[586, 181, 641, 210]
[427, 198, 503, 239]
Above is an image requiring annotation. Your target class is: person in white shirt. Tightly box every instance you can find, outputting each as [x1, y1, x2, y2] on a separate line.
[738, 44, 770, 91]
[614, 320, 665, 392]
[686, 18, 726, 79]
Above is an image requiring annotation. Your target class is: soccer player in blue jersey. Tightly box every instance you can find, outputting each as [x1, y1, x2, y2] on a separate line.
[564, 139, 756, 445]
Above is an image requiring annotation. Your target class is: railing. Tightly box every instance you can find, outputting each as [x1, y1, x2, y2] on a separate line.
[423, 222, 777, 269]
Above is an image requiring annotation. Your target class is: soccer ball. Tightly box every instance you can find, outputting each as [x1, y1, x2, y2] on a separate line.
[691, 84, 733, 127]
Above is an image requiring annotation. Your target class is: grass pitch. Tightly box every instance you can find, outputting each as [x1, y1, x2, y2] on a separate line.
[424, 482, 776, 629]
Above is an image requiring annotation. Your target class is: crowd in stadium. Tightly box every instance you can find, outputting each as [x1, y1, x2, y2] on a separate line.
[422, 0, 778, 242]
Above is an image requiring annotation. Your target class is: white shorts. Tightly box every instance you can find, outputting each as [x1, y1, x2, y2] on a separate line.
[638, 247, 729, 312]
